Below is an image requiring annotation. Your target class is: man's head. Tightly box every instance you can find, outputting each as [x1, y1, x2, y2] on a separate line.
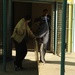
[43, 9, 48, 16]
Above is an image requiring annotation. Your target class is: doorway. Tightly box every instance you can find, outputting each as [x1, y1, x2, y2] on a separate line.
[12, 2, 52, 51]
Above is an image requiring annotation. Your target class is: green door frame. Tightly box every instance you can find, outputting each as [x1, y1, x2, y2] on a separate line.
[7, 0, 12, 60]
[3, 0, 12, 72]
[3, 0, 7, 72]
[60, 0, 67, 75]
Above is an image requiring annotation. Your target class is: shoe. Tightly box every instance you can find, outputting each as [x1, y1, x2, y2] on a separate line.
[14, 65, 20, 71]
[40, 59, 46, 63]
[14, 65, 25, 71]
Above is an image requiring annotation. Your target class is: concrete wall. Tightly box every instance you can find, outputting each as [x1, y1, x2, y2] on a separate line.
[72, 2, 75, 52]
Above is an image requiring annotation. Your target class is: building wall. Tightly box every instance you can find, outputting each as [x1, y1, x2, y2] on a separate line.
[51, 2, 69, 55]
[56, 3, 63, 55]
[72, 0, 75, 52]
[0, 0, 73, 54]
[68, 0, 73, 3]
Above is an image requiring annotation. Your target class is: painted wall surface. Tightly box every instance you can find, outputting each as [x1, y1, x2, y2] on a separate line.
[56, 0, 73, 3]
[72, 1, 75, 52]
[74, 0, 75, 3]
[67, 0, 74, 4]
[68, 0, 73, 3]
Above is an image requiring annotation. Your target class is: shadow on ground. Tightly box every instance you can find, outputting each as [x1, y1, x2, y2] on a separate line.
[45, 60, 75, 66]
[0, 58, 38, 75]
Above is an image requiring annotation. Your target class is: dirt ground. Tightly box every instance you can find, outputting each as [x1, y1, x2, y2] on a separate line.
[38, 52, 75, 75]
[0, 50, 75, 75]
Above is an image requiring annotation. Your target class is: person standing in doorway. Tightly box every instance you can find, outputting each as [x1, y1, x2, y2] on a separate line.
[38, 9, 51, 63]
[11, 15, 36, 71]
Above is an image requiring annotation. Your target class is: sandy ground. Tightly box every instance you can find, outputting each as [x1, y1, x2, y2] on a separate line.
[0, 50, 75, 75]
[39, 52, 75, 75]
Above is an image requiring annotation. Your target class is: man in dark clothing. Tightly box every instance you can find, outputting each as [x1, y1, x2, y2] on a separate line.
[11, 15, 35, 71]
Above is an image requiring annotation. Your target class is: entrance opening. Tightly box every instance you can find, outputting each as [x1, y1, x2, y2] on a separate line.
[12, 1, 52, 51]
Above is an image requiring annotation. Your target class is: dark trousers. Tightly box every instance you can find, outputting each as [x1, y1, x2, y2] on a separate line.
[13, 39, 27, 67]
